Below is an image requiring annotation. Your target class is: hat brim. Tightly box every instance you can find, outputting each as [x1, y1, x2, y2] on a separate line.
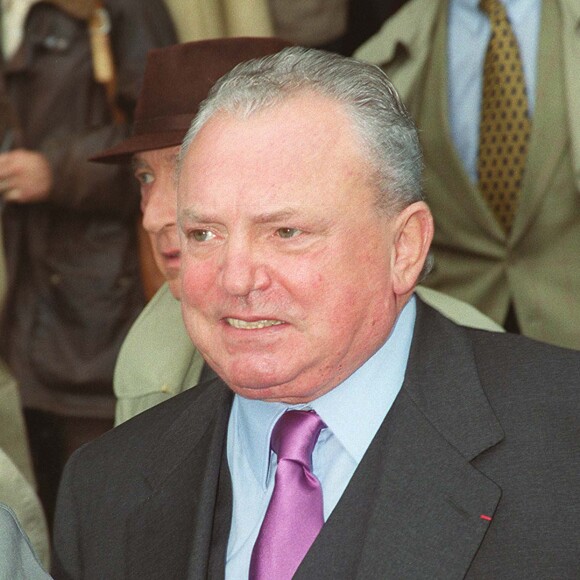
[90, 129, 188, 164]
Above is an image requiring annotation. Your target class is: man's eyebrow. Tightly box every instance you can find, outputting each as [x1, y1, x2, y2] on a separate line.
[131, 157, 148, 171]
[179, 207, 301, 225]
[163, 150, 179, 164]
[251, 208, 300, 224]
[131, 151, 178, 171]
[178, 207, 202, 224]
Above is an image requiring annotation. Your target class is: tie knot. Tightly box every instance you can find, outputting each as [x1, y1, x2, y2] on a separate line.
[479, 0, 505, 18]
[271, 410, 325, 467]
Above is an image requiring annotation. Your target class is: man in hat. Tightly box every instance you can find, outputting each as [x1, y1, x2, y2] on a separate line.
[92, 37, 294, 425]
[53, 47, 578, 579]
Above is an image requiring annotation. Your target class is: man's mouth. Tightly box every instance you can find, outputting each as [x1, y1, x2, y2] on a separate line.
[225, 318, 285, 330]
[161, 249, 180, 260]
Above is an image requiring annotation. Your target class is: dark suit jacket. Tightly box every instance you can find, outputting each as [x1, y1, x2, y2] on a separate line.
[52, 300, 580, 579]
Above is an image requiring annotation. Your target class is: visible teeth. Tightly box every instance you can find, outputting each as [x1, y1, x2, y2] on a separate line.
[226, 318, 284, 329]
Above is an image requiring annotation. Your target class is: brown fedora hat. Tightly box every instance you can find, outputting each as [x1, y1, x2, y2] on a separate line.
[93, 37, 293, 164]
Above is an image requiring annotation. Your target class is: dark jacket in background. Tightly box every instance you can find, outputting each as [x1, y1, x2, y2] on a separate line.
[0, 0, 177, 418]
[322, 0, 408, 55]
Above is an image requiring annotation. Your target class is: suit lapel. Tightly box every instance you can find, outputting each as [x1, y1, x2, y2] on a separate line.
[297, 301, 504, 579]
[417, 6, 507, 246]
[560, 0, 580, 191]
[511, 1, 568, 244]
[125, 380, 233, 580]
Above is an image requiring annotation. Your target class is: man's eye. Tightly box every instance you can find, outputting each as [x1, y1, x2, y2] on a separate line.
[190, 229, 215, 242]
[276, 227, 302, 239]
[135, 171, 154, 186]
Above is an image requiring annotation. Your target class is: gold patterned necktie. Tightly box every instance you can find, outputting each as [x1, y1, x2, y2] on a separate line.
[477, 0, 531, 234]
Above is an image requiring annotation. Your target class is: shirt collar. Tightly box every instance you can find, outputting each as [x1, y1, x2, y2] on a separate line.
[233, 296, 417, 489]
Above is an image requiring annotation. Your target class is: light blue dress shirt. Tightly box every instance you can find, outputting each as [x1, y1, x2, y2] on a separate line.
[447, 0, 541, 183]
[225, 297, 417, 579]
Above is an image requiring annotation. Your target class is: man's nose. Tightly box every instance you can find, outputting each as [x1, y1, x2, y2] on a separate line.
[141, 187, 174, 234]
[219, 237, 270, 298]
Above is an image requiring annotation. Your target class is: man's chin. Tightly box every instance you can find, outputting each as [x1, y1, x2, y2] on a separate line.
[167, 278, 181, 299]
[222, 369, 294, 402]
[203, 351, 325, 402]
[225, 373, 326, 404]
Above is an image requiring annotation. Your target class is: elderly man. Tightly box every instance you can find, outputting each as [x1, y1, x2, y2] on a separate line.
[96, 38, 500, 427]
[53, 48, 580, 579]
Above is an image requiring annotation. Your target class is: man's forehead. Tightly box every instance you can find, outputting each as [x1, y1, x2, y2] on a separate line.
[192, 91, 353, 147]
[182, 97, 365, 180]
[177, 91, 379, 218]
[179, 202, 331, 224]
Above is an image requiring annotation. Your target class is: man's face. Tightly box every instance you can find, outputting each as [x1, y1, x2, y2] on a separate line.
[133, 146, 181, 298]
[178, 93, 410, 403]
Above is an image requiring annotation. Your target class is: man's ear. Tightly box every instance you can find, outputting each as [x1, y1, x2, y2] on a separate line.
[391, 201, 434, 296]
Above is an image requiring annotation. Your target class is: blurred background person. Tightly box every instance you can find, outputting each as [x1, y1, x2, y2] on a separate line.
[164, 0, 273, 42]
[162, 0, 409, 56]
[0, 0, 176, 528]
[0, 443, 49, 571]
[269, 0, 409, 55]
[356, 0, 580, 350]
[0, 503, 51, 579]
[0, 86, 49, 566]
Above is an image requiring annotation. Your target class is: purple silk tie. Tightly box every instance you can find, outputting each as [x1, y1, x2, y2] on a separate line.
[250, 410, 326, 579]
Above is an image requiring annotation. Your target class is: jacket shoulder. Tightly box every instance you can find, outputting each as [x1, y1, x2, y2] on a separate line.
[62, 378, 225, 502]
[354, 0, 441, 66]
[468, 329, 580, 400]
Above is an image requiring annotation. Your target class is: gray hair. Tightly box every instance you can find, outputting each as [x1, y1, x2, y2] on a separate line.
[179, 46, 424, 212]
[178, 46, 432, 275]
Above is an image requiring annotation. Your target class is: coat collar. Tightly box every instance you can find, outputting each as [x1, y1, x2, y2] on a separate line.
[114, 284, 202, 400]
[560, 0, 580, 187]
[355, 0, 444, 67]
